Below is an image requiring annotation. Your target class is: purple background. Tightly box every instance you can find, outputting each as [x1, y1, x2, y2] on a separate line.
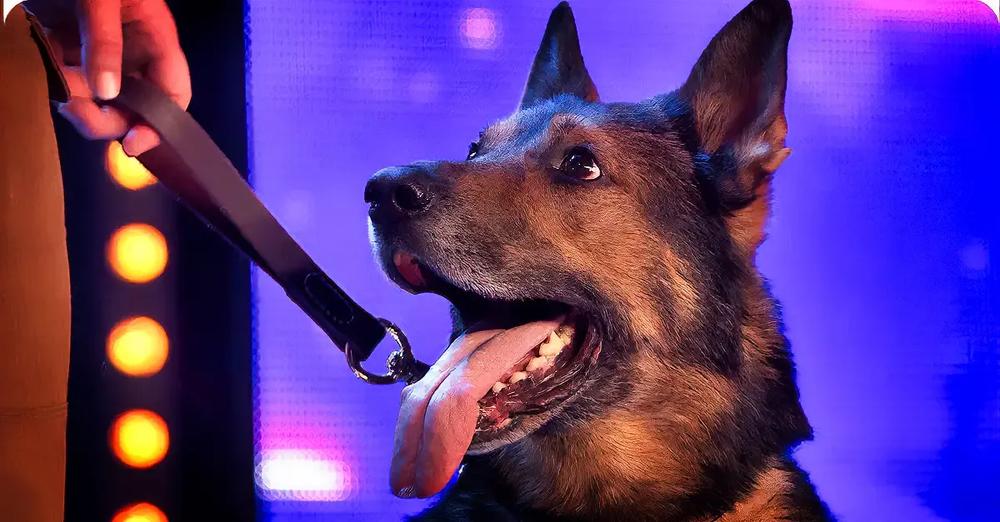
[246, 1, 1000, 520]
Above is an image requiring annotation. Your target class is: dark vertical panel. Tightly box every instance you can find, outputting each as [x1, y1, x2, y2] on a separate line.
[166, 0, 254, 519]
[63, 0, 252, 520]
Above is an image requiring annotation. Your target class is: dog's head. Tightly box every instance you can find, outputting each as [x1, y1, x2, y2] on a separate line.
[368, 0, 805, 501]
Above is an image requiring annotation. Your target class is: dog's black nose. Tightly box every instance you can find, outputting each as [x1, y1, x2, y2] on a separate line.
[365, 165, 434, 223]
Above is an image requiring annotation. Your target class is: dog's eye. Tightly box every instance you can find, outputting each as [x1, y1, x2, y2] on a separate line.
[559, 147, 602, 181]
[467, 142, 480, 161]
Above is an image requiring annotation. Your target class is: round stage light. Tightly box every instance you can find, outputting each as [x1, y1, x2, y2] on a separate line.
[111, 409, 169, 468]
[111, 502, 167, 522]
[106, 141, 156, 190]
[459, 8, 500, 50]
[256, 449, 352, 501]
[107, 317, 169, 377]
[107, 224, 168, 283]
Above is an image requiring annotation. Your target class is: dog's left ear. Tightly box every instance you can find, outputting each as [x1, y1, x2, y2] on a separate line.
[680, 0, 793, 253]
[519, 2, 599, 109]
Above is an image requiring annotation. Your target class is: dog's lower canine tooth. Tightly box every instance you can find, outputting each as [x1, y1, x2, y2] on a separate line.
[538, 332, 565, 356]
[492, 382, 507, 394]
[509, 371, 528, 384]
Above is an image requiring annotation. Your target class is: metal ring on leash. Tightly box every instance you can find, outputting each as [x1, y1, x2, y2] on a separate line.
[345, 319, 426, 385]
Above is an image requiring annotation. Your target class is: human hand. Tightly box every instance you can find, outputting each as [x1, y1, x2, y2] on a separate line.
[33, 0, 191, 156]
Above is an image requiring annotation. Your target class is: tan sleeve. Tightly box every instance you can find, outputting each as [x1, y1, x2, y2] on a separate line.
[0, 6, 72, 522]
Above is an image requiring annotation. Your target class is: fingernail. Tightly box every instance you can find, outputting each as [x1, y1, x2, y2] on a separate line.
[95, 71, 119, 100]
[393, 486, 415, 499]
[122, 128, 140, 157]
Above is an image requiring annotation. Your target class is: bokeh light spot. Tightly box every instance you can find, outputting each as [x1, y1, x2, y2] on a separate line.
[106, 141, 156, 190]
[256, 449, 352, 501]
[107, 316, 169, 377]
[111, 502, 167, 522]
[459, 8, 500, 50]
[111, 409, 170, 469]
[107, 224, 168, 283]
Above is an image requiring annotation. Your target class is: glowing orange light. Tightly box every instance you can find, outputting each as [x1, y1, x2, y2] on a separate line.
[111, 502, 168, 522]
[107, 317, 168, 377]
[107, 224, 168, 283]
[106, 141, 156, 190]
[110, 409, 169, 468]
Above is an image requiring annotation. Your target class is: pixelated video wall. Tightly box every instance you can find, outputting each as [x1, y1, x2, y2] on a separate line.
[247, 1, 1000, 520]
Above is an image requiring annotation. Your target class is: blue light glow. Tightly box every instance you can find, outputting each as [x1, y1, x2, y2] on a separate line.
[247, 2, 1000, 520]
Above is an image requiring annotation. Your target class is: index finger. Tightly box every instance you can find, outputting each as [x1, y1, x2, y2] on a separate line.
[79, 0, 123, 100]
[130, 0, 191, 109]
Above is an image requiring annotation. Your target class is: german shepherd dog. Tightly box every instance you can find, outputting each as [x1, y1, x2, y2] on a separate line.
[365, 0, 832, 519]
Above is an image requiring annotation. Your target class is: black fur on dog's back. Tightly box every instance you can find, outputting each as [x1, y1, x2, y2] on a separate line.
[370, 1, 835, 520]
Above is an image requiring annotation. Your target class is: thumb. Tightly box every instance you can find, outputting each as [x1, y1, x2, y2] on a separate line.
[78, 0, 123, 100]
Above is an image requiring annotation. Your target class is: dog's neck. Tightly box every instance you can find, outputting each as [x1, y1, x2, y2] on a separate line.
[480, 281, 813, 520]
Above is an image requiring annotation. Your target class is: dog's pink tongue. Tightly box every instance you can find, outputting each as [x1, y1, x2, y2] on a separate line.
[390, 318, 561, 498]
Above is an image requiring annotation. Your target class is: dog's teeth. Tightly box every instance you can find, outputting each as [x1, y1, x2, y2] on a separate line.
[509, 371, 528, 384]
[526, 356, 549, 372]
[496, 418, 512, 430]
[538, 332, 565, 356]
[492, 382, 507, 394]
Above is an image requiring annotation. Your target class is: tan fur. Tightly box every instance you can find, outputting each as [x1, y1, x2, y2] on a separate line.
[711, 463, 799, 522]
[437, 108, 811, 519]
[494, 119, 703, 339]
[495, 413, 698, 515]
[378, 2, 822, 519]
[485, 289, 811, 520]
[660, 249, 700, 327]
[495, 347, 748, 517]
[529, 189, 671, 340]
[726, 116, 792, 254]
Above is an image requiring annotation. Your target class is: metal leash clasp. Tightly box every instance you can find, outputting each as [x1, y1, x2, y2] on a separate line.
[345, 319, 430, 385]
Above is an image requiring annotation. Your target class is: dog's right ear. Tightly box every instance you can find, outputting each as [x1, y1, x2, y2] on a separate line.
[519, 2, 599, 110]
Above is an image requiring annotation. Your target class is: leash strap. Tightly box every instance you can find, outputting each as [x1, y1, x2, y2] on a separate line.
[109, 77, 428, 384]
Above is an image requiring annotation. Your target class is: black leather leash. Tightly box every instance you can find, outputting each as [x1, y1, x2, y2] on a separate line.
[109, 77, 429, 385]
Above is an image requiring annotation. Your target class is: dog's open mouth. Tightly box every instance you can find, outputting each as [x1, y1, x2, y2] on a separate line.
[473, 315, 593, 435]
[388, 251, 601, 497]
